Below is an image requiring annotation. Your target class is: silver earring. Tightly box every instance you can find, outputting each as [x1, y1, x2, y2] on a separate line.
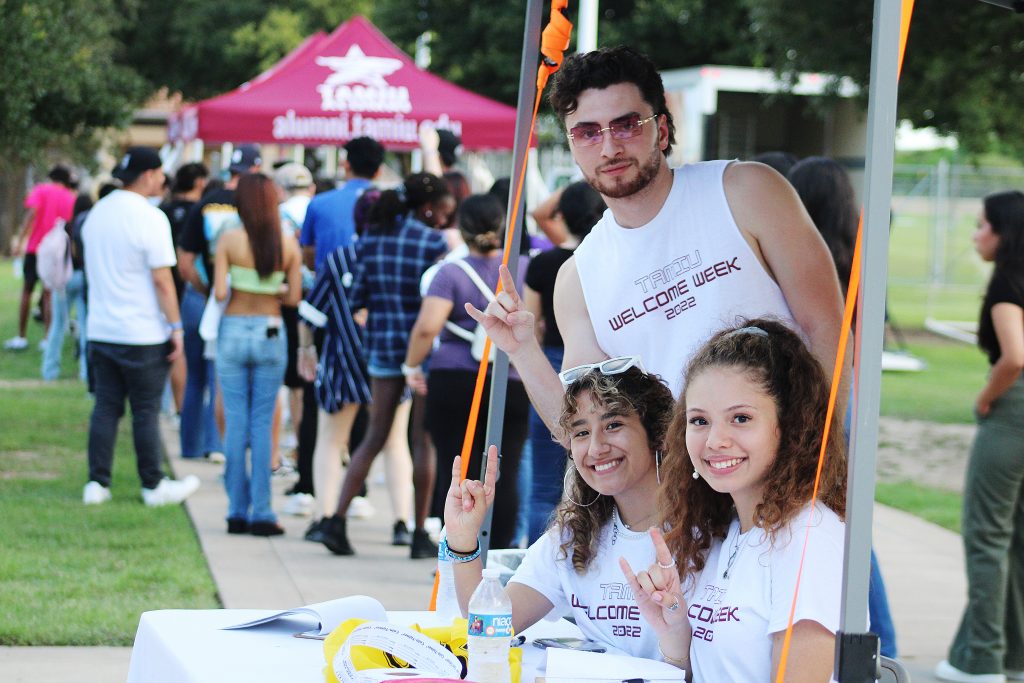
[655, 450, 662, 485]
[563, 466, 600, 507]
[692, 470, 700, 480]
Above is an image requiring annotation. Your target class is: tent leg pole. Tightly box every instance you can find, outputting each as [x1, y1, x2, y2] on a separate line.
[478, 0, 545, 564]
[838, 0, 902, 681]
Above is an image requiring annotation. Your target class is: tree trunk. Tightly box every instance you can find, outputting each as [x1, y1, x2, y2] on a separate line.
[0, 159, 28, 254]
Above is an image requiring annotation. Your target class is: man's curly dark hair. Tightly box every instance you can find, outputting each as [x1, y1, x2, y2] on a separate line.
[549, 46, 676, 158]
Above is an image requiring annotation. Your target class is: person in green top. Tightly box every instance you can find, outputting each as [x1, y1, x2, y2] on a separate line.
[213, 173, 302, 536]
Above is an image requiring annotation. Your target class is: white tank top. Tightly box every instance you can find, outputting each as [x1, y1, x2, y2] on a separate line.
[573, 160, 797, 397]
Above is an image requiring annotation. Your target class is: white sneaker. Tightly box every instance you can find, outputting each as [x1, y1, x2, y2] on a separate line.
[283, 492, 314, 517]
[142, 475, 200, 507]
[935, 660, 1007, 683]
[4, 336, 28, 351]
[204, 451, 226, 464]
[347, 495, 376, 519]
[83, 481, 111, 505]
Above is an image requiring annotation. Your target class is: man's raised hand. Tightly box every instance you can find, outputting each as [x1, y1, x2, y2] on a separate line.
[464, 264, 536, 357]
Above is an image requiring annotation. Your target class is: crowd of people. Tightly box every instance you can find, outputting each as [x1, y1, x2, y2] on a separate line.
[6, 41, 1023, 682]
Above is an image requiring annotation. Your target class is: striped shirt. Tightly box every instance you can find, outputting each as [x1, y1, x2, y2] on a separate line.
[303, 246, 372, 411]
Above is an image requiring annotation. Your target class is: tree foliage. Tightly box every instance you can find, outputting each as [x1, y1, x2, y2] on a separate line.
[117, 0, 372, 100]
[0, 0, 146, 163]
[745, 0, 1024, 156]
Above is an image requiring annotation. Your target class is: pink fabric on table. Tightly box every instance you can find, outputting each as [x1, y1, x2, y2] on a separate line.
[24, 182, 75, 254]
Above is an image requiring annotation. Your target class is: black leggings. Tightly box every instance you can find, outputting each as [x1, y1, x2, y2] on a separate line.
[426, 369, 529, 549]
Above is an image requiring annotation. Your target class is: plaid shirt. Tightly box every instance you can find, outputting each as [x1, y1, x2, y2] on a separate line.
[350, 216, 448, 371]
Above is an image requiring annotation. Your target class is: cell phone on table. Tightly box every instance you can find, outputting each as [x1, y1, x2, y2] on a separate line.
[532, 636, 607, 652]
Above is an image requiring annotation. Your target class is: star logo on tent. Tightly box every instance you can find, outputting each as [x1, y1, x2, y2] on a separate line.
[316, 45, 403, 88]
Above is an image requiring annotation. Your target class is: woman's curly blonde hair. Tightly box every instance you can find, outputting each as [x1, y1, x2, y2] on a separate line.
[660, 318, 847, 580]
[552, 366, 674, 573]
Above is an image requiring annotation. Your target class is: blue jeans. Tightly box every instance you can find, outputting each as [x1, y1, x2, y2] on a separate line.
[87, 341, 169, 489]
[527, 346, 568, 543]
[216, 315, 286, 523]
[180, 285, 222, 457]
[42, 270, 87, 381]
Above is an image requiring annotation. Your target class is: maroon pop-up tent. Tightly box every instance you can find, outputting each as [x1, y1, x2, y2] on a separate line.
[168, 16, 518, 150]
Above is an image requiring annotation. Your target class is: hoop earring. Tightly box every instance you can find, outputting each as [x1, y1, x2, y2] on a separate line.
[564, 466, 600, 507]
[655, 450, 662, 485]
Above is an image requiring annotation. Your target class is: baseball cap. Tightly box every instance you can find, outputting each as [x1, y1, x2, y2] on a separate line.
[228, 144, 262, 173]
[112, 147, 162, 182]
[274, 162, 313, 190]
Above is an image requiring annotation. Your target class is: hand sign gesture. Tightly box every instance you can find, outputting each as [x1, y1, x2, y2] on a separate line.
[443, 445, 499, 552]
[620, 527, 691, 639]
[464, 264, 536, 357]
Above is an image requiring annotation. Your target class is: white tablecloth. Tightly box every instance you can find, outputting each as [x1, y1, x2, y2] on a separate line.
[128, 608, 583, 683]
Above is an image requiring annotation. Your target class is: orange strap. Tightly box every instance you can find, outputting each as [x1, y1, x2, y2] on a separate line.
[429, 0, 573, 610]
[773, 1, 915, 679]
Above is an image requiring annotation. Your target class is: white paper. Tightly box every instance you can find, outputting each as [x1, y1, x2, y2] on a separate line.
[543, 647, 685, 683]
[222, 595, 386, 636]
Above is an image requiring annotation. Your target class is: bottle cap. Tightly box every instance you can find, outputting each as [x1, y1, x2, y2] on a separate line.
[481, 566, 502, 580]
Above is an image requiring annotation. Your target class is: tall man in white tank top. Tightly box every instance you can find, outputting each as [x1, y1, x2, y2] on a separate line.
[468, 45, 846, 431]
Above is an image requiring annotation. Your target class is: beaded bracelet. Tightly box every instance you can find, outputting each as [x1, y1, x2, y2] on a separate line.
[441, 537, 481, 563]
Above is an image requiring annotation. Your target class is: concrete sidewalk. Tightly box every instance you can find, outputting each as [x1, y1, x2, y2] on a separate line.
[1, 425, 970, 682]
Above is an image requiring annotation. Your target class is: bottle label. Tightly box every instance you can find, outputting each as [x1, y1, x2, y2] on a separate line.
[467, 612, 513, 639]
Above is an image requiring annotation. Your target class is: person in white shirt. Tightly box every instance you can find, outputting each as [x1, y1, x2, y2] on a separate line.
[442, 361, 673, 658]
[81, 147, 199, 507]
[622, 318, 847, 682]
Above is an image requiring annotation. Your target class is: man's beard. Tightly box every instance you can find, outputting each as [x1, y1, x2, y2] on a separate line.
[583, 144, 663, 199]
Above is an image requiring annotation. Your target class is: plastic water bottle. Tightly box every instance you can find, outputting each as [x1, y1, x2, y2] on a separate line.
[435, 528, 461, 622]
[12, 256, 23, 280]
[467, 566, 512, 683]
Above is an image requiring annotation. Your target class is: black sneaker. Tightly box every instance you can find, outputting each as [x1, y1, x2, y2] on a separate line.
[250, 521, 285, 536]
[410, 528, 438, 559]
[304, 518, 327, 543]
[227, 518, 249, 534]
[321, 515, 355, 556]
[392, 520, 412, 546]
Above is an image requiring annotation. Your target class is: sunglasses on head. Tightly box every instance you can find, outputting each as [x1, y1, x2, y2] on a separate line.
[568, 113, 658, 147]
[558, 356, 646, 388]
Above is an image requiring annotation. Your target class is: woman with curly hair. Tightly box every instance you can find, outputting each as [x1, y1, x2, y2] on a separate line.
[442, 361, 672, 657]
[623, 318, 847, 681]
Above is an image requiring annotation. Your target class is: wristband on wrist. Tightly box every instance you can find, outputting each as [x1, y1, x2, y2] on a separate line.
[440, 537, 481, 563]
[169, 321, 183, 331]
[401, 363, 421, 378]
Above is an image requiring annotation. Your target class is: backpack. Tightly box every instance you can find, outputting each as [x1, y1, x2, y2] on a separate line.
[444, 259, 496, 363]
[35, 219, 72, 292]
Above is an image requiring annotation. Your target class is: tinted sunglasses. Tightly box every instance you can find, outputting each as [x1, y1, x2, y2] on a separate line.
[558, 356, 646, 388]
[567, 114, 658, 147]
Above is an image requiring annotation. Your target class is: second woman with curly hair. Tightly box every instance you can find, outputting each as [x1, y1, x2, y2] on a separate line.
[442, 361, 673, 657]
[624, 318, 847, 682]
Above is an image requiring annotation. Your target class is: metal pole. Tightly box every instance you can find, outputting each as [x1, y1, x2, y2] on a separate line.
[478, 0, 544, 563]
[577, 0, 599, 53]
[836, 0, 902, 681]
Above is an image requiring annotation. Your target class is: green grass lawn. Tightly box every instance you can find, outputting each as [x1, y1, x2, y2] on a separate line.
[880, 339, 988, 424]
[876, 481, 963, 533]
[0, 262, 218, 646]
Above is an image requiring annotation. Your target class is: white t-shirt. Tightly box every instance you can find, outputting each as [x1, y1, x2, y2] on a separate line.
[83, 190, 177, 345]
[685, 504, 845, 683]
[280, 195, 311, 236]
[509, 508, 659, 659]
[573, 161, 798, 397]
